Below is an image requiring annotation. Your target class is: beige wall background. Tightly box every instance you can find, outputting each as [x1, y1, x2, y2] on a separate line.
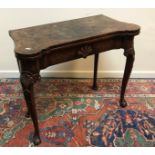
[0, 8, 155, 78]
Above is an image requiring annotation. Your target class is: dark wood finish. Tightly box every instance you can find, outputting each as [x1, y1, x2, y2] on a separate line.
[92, 53, 99, 90]
[120, 48, 135, 107]
[20, 72, 41, 145]
[9, 14, 140, 145]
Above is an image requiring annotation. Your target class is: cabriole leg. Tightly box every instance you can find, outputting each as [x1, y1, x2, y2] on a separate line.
[20, 71, 41, 145]
[120, 48, 135, 107]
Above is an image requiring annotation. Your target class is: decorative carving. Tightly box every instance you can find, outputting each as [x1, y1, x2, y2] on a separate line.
[21, 71, 40, 83]
[78, 45, 93, 58]
[20, 71, 40, 90]
[124, 48, 135, 57]
[20, 71, 41, 145]
[120, 47, 135, 108]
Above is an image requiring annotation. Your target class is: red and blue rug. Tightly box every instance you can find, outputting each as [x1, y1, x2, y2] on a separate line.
[0, 78, 155, 147]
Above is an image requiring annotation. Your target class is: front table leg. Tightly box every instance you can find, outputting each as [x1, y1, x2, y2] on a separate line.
[120, 48, 135, 107]
[20, 71, 41, 145]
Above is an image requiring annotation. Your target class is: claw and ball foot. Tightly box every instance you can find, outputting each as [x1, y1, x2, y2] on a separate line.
[33, 134, 41, 146]
[120, 99, 127, 108]
[25, 111, 30, 118]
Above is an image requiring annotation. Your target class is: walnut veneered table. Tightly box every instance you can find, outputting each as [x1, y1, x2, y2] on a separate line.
[9, 14, 140, 145]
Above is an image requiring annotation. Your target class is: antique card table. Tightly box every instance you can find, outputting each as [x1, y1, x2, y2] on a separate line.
[9, 15, 140, 145]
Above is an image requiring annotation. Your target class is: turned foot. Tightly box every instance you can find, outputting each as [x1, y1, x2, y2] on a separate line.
[33, 134, 41, 146]
[120, 99, 127, 108]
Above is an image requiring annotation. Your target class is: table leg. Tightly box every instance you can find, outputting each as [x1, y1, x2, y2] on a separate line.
[20, 72, 41, 145]
[92, 53, 99, 90]
[16, 60, 30, 118]
[120, 48, 135, 107]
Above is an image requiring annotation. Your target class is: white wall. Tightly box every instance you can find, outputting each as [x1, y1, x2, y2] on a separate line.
[0, 8, 155, 78]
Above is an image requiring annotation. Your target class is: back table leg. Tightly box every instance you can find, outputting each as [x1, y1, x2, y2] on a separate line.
[120, 48, 135, 107]
[92, 53, 99, 90]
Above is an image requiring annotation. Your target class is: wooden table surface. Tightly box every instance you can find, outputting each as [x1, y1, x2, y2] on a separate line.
[9, 15, 140, 55]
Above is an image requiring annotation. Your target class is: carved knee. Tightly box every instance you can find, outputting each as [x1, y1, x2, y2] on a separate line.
[124, 48, 135, 60]
[20, 71, 40, 117]
[20, 71, 40, 89]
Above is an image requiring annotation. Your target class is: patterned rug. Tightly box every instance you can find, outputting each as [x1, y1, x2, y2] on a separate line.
[0, 78, 155, 147]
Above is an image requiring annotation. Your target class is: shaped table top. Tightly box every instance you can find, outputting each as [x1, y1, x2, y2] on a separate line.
[9, 14, 140, 55]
